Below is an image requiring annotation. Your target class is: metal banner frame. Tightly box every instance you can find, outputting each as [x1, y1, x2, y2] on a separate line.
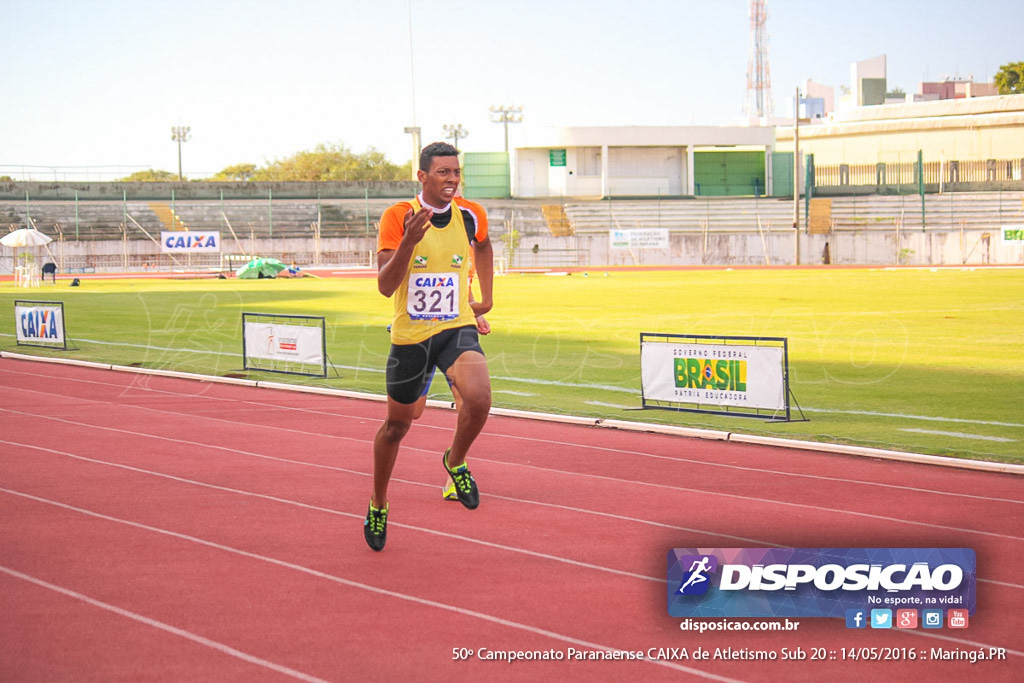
[242, 312, 327, 378]
[640, 332, 803, 422]
[14, 300, 68, 350]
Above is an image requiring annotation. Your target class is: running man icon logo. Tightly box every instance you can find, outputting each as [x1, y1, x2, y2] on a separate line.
[676, 555, 718, 595]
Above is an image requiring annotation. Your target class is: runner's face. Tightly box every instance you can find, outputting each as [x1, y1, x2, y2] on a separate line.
[419, 155, 460, 207]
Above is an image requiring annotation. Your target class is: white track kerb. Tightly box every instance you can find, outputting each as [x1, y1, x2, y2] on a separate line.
[2, 350, 1021, 477]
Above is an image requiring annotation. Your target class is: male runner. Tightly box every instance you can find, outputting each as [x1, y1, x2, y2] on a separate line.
[364, 141, 493, 551]
[389, 306, 490, 501]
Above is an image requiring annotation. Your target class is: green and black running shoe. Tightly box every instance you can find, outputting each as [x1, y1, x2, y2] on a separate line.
[363, 501, 389, 551]
[442, 448, 479, 510]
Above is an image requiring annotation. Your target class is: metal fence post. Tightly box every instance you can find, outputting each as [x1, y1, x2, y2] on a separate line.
[918, 150, 926, 231]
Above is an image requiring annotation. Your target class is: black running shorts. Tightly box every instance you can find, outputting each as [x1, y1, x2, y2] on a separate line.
[385, 325, 483, 404]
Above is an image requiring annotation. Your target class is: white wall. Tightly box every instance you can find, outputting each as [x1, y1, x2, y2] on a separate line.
[851, 54, 887, 106]
[775, 95, 1024, 164]
[516, 229, 1022, 267]
[6, 228, 1019, 275]
[515, 150, 548, 198]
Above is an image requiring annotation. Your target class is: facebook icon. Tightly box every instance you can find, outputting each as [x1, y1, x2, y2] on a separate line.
[846, 609, 867, 629]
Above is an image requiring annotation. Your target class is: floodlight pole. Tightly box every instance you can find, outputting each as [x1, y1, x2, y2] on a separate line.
[404, 126, 421, 180]
[443, 123, 468, 150]
[171, 125, 191, 181]
[489, 105, 523, 154]
[792, 88, 801, 265]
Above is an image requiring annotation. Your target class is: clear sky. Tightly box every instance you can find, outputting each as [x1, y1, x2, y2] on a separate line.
[1, 0, 1018, 180]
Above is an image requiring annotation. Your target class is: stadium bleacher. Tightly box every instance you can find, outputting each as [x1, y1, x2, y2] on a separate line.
[2, 192, 1022, 271]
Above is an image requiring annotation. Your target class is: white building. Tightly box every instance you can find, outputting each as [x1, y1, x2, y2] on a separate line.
[513, 125, 774, 198]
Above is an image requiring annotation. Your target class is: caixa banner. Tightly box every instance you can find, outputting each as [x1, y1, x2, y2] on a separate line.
[14, 300, 67, 350]
[161, 231, 220, 253]
[668, 548, 975, 618]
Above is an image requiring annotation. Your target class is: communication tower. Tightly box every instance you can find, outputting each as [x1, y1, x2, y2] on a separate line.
[745, 0, 773, 121]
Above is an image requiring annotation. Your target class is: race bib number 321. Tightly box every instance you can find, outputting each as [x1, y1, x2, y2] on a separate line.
[407, 273, 460, 321]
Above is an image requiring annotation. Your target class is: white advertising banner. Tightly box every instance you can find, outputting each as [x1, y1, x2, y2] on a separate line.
[15, 303, 65, 345]
[160, 231, 221, 253]
[610, 229, 670, 250]
[641, 340, 785, 411]
[244, 321, 324, 365]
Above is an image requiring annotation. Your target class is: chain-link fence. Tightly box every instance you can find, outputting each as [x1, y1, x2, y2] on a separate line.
[3, 191, 1023, 272]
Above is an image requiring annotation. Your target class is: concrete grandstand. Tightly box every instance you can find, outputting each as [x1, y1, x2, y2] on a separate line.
[2, 190, 1022, 274]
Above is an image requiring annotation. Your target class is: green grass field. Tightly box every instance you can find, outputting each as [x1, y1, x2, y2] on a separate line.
[2, 266, 1022, 465]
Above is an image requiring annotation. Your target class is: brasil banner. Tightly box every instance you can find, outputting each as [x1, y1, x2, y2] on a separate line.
[641, 338, 785, 411]
[1000, 225, 1024, 242]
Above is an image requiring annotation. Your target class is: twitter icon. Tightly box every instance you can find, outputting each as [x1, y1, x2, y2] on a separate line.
[870, 609, 893, 629]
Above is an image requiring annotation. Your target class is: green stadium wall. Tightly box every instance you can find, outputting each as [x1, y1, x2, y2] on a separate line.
[693, 150, 767, 197]
[462, 152, 510, 199]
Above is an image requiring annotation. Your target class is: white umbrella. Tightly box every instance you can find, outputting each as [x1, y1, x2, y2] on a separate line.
[1, 228, 53, 247]
[2, 228, 54, 284]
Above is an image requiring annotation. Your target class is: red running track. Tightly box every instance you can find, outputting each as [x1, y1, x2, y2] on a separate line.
[0, 356, 1021, 682]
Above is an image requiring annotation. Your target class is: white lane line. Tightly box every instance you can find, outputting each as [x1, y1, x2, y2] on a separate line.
[0, 438, 777, 549]
[5, 345, 1021, 427]
[0, 565, 329, 683]
[2, 377, 1020, 507]
[901, 428, 1014, 443]
[0, 439, 659, 583]
[0, 488, 738, 680]
[4, 430, 1019, 581]
[585, 401, 634, 409]
[2, 403, 1023, 544]
[803, 406, 1024, 430]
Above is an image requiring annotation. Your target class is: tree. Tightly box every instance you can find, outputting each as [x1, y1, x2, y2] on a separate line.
[208, 163, 257, 181]
[500, 227, 520, 269]
[994, 62, 1024, 95]
[250, 142, 410, 181]
[118, 169, 180, 182]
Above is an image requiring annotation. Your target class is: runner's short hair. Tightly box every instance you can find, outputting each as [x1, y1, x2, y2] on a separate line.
[420, 141, 459, 172]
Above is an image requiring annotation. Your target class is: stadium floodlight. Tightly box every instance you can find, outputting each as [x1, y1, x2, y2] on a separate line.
[489, 105, 522, 154]
[404, 126, 421, 180]
[442, 123, 468, 149]
[170, 125, 191, 181]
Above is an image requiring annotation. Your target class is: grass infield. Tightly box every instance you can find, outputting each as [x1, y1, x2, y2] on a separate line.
[2, 266, 1022, 465]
